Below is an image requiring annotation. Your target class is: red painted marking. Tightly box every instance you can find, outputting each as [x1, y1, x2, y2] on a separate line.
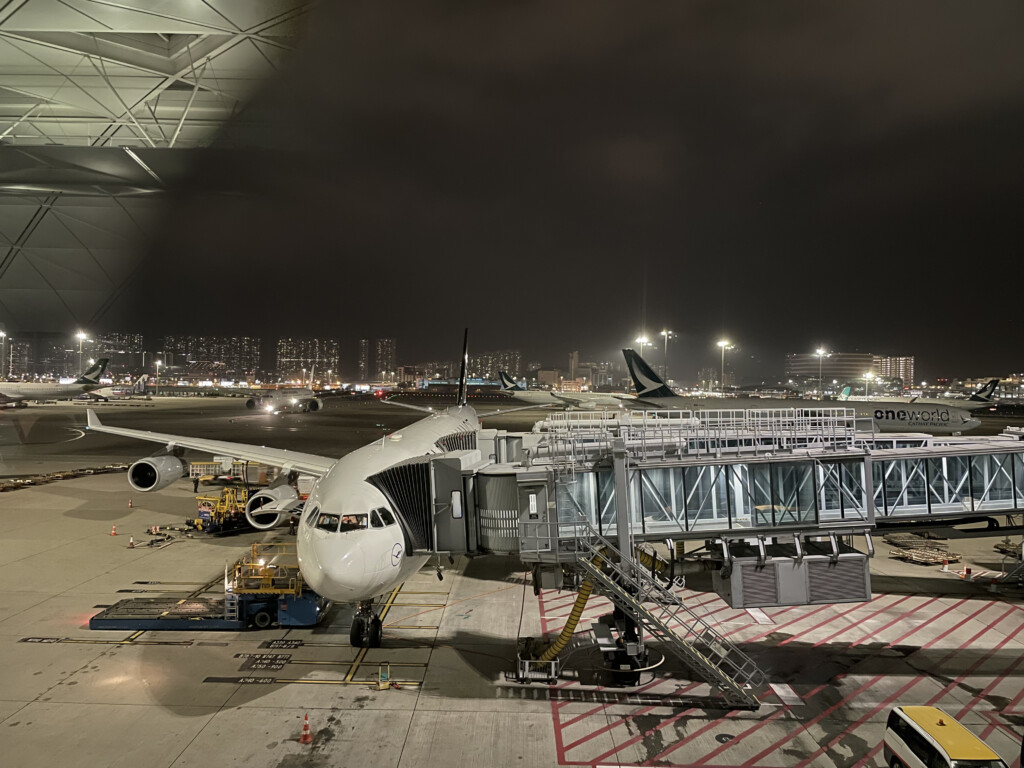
[776, 593, 914, 647]
[809, 593, 918, 648]
[925, 605, 1020, 706]
[955, 619, 1024, 720]
[586, 706, 693, 765]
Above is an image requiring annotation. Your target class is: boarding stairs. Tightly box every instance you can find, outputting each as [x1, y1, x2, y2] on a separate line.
[574, 525, 765, 708]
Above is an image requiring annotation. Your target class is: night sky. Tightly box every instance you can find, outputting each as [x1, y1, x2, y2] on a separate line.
[119, 1, 1024, 383]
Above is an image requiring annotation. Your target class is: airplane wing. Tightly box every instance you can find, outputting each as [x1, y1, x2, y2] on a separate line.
[86, 410, 336, 476]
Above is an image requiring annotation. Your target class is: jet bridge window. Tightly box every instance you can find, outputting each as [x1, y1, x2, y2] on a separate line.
[315, 512, 340, 532]
[370, 508, 396, 528]
[339, 514, 368, 532]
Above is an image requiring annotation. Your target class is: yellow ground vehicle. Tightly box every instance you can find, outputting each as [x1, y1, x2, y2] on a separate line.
[884, 706, 1008, 768]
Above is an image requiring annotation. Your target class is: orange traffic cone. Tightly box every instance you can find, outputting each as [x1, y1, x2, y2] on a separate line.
[128, 536, 135, 549]
[298, 713, 313, 744]
[110, 524, 117, 536]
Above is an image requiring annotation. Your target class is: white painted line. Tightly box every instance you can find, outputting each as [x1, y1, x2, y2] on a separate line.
[770, 683, 803, 705]
[746, 607, 774, 624]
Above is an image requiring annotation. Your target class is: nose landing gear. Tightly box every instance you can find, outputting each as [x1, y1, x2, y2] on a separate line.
[349, 600, 383, 647]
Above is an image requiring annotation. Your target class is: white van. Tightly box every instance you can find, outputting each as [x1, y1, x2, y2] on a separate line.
[884, 706, 1008, 768]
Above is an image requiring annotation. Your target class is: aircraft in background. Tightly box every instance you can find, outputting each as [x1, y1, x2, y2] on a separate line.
[86, 332, 487, 648]
[622, 348, 980, 435]
[86, 374, 148, 401]
[498, 371, 631, 410]
[838, 379, 1000, 412]
[242, 365, 323, 414]
[0, 358, 109, 407]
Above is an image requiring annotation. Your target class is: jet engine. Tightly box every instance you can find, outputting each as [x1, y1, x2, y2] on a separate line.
[306, 398, 323, 412]
[244, 484, 302, 530]
[245, 398, 259, 409]
[127, 455, 187, 492]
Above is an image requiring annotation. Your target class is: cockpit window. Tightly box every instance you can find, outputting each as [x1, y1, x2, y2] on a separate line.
[339, 514, 368, 532]
[371, 508, 396, 527]
[301, 504, 319, 526]
[315, 511, 340, 532]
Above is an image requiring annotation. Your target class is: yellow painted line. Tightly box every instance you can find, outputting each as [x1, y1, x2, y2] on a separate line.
[383, 625, 439, 630]
[59, 638, 193, 646]
[343, 585, 402, 682]
[127, 630, 145, 641]
[377, 603, 446, 608]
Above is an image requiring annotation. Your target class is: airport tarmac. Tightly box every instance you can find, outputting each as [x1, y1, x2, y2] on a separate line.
[1, 398, 1023, 767]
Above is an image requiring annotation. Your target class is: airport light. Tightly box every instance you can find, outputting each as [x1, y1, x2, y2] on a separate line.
[75, 330, 87, 373]
[155, 360, 162, 397]
[717, 339, 733, 392]
[815, 347, 831, 399]
[635, 335, 650, 360]
[864, 371, 874, 398]
[660, 330, 674, 381]
[0, 331, 5, 380]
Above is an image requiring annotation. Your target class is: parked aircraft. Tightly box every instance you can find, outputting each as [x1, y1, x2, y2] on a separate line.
[838, 379, 1000, 412]
[622, 349, 980, 435]
[86, 332, 481, 648]
[86, 374, 148, 401]
[498, 371, 630, 410]
[0, 358, 109, 406]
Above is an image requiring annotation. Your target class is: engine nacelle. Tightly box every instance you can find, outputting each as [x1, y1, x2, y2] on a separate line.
[245, 398, 259, 409]
[244, 485, 301, 530]
[128, 455, 187, 492]
[306, 398, 323, 412]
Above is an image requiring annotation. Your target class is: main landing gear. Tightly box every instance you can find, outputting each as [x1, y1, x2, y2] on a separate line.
[349, 600, 383, 648]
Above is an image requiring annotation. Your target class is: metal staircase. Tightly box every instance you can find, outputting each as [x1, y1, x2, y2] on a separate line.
[573, 525, 765, 708]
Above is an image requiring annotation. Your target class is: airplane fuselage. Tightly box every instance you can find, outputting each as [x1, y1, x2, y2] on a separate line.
[295, 404, 479, 602]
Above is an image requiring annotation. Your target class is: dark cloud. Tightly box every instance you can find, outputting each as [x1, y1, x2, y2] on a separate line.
[119, 1, 1024, 382]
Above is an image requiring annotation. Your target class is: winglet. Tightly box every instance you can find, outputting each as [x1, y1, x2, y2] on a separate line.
[86, 409, 102, 429]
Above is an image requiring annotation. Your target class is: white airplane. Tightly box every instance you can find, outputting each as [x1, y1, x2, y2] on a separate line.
[0, 358, 109, 407]
[838, 379, 1000, 412]
[242, 366, 323, 414]
[86, 333, 480, 648]
[497, 371, 631, 410]
[86, 374, 148, 401]
[622, 348, 980, 435]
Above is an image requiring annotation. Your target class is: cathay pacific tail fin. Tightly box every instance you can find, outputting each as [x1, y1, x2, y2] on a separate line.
[969, 379, 999, 402]
[838, 385, 851, 401]
[75, 358, 109, 385]
[622, 348, 675, 398]
[457, 329, 469, 407]
[498, 371, 524, 391]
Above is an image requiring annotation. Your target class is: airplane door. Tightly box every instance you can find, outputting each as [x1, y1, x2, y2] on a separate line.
[430, 457, 469, 555]
[518, 480, 553, 554]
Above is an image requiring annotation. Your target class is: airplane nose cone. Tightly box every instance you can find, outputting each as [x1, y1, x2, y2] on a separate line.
[298, 534, 367, 602]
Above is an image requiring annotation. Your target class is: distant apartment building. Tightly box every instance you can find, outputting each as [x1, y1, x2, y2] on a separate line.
[162, 335, 262, 379]
[375, 338, 396, 381]
[275, 337, 339, 381]
[357, 339, 369, 381]
[469, 349, 521, 380]
[874, 355, 915, 389]
[784, 352, 877, 387]
[95, 332, 144, 375]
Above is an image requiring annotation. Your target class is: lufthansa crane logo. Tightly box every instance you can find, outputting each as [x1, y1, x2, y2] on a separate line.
[391, 542, 403, 567]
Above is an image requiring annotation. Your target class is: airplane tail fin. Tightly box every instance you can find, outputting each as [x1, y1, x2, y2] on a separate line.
[969, 378, 999, 402]
[838, 385, 851, 401]
[457, 328, 469, 407]
[622, 348, 675, 397]
[498, 371, 524, 391]
[130, 374, 148, 394]
[75, 358, 109, 385]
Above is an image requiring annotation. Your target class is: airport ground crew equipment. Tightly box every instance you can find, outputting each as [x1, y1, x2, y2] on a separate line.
[191, 487, 250, 533]
[90, 542, 330, 630]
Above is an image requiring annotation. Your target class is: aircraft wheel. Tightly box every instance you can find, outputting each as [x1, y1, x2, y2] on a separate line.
[252, 610, 273, 629]
[367, 617, 383, 648]
[350, 615, 367, 647]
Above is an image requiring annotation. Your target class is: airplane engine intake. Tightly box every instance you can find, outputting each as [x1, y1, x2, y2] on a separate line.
[307, 398, 323, 412]
[245, 398, 258, 409]
[128, 456, 186, 492]
[244, 485, 300, 530]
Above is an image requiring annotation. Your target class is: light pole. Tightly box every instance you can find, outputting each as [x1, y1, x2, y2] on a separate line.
[0, 331, 5, 380]
[634, 335, 650, 360]
[660, 329, 674, 380]
[864, 372, 874, 398]
[155, 360, 162, 397]
[75, 331, 87, 373]
[717, 339, 732, 392]
[815, 347, 831, 399]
